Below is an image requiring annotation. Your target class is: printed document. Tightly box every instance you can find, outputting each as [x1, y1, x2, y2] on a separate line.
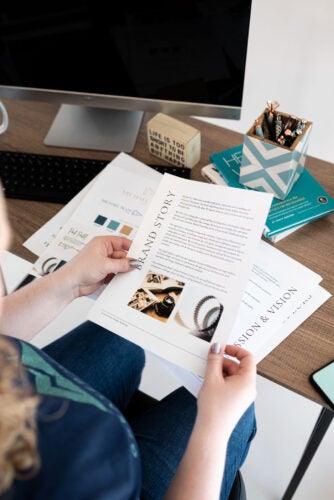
[88, 171, 273, 376]
[30, 154, 161, 276]
[24, 153, 161, 257]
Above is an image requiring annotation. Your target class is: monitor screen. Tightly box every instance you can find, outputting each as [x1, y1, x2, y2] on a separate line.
[0, 1, 252, 152]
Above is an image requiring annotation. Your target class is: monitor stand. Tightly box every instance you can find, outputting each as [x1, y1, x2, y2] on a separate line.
[44, 104, 143, 153]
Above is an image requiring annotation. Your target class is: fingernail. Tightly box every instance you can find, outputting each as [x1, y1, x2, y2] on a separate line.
[129, 260, 140, 267]
[211, 342, 221, 354]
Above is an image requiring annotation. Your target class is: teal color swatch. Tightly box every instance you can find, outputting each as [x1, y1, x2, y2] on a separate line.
[108, 219, 120, 230]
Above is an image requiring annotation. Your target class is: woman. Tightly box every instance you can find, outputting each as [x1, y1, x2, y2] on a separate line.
[0, 190, 256, 499]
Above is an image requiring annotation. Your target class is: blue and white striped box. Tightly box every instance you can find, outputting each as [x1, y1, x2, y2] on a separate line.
[239, 112, 312, 200]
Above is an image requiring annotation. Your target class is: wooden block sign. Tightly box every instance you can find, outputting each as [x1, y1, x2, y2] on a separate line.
[147, 113, 201, 168]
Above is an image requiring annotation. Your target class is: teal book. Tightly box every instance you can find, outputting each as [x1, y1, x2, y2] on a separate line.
[209, 145, 334, 240]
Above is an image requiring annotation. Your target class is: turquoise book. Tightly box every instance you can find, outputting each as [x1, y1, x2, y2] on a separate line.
[209, 145, 334, 240]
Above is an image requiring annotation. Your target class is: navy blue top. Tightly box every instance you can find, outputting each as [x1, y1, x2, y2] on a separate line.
[2, 337, 141, 499]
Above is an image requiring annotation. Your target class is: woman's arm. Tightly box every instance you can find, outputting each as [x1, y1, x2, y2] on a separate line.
[164, 344, 256, 500]
[0, 236, 133, 341]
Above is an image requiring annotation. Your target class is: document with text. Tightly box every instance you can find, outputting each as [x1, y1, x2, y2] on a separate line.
[88, 172, 273, 376]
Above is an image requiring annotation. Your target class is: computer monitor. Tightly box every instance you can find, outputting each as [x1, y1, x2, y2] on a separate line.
[0, 2, 252, 153]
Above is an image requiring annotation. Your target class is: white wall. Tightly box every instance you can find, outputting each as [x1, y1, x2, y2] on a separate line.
[199, 0, 334, 164]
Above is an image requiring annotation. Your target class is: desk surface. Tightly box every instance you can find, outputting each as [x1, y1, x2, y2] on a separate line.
[1, 98, 334, 409]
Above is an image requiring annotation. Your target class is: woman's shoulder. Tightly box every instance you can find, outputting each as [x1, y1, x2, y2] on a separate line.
[3, 336, 141, 499]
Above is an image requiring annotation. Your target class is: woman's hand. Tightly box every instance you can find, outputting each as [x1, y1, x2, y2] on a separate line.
[57, 235, 134, 299]
[165, 344, 256, 500]
[0, 235, 135, 341]
[197, 344, 256, 436]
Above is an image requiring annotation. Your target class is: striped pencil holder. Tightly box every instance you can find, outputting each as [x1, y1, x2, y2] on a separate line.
[239, 111, 312, 200]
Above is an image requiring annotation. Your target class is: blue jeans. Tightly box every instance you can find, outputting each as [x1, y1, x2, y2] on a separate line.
[44, 321, 256, 499]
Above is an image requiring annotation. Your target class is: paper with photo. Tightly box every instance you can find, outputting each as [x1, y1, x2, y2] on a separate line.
[88, 173, 273, 377]
[23, 153, 162, 257]
[23, 178, 95, 256]
[30, 154, 162, 276]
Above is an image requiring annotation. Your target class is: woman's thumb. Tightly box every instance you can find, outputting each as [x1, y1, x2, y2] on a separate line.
[205, 342, 224, 382]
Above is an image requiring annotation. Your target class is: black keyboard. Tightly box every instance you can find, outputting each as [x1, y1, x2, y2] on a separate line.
[0, 151, 191, 204]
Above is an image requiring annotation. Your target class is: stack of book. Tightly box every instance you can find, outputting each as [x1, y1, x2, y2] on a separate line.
[201, 144, 334, 242]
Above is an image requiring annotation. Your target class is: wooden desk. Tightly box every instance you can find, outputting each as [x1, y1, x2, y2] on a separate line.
[1, 98, 334, 499]
[2, 98, 333, 407]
